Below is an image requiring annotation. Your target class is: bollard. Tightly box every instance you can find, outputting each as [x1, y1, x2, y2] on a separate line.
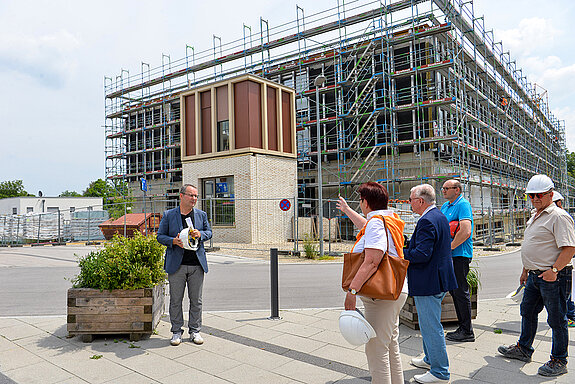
[269, 248, 281, 320]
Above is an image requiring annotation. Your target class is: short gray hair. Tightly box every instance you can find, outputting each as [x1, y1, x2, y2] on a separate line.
[180, 184, 198, 195]
[411, 184, 436, 205]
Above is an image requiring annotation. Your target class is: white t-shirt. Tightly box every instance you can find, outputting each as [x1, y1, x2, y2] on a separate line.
[352, 210, 408, 294]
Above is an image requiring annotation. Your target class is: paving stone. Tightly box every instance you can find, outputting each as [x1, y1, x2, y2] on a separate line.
[0, 345, 43, 371]
[161, 367, 232, 384]
[273, 359, 348, 383]
[268, 333, 326, 354]
[5, 361, 74, 384]
[175, 349, 241, 374]
[218, 363, 297, 384]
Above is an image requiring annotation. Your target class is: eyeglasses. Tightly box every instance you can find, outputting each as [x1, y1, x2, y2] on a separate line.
[408, 197, 422, 202]
[441, 187, 457, 191]
[528, 191, 551, 199]
[183, 193, 198, 198]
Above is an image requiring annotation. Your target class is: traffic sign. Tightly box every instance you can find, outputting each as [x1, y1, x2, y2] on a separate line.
[140, 178, 148, 192]
[279, 199, 291, 211]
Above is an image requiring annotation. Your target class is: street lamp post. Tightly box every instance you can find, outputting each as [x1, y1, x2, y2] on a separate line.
[314, 74, 326, 257]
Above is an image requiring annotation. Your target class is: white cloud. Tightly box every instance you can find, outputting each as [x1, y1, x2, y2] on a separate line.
[554, 106, 575, 151]
[0, 30, 80, 88]
[496, 17, 560, 56]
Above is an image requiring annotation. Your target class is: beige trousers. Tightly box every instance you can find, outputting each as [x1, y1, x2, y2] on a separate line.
[361, 292, 408, 384]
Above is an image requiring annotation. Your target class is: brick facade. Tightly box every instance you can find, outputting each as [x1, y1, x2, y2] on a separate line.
[183, 153, 297, 244]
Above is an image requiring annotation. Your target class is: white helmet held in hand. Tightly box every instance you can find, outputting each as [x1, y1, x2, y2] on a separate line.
[339, 309, 376, 346]
[179, 227, 199, 251]
[506, 284, 525, 303]
[525, 174, 554, 194]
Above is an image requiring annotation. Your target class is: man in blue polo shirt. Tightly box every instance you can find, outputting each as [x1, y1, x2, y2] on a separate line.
[441, 179, 475, 342]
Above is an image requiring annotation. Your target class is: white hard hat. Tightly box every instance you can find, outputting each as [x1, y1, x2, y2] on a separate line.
[552, 191, 564, 202]
[179, 227, 199, 251]
[525, 174, 554, 194]
[338, 310, 376, 346]
[505, 284, 525, 303]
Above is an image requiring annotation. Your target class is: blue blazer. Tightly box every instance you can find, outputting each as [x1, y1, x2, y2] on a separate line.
[404, 207, 458, 296]
[157, 206, 212, 274]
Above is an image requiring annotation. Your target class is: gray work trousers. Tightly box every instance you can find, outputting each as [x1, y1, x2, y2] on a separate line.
[168, 264, 204, 334]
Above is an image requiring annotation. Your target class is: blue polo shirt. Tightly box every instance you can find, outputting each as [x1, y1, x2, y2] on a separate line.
[441, 194, 473, 258]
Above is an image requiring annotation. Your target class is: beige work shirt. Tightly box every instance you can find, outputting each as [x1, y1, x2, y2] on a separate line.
[521, 204, 575, 271]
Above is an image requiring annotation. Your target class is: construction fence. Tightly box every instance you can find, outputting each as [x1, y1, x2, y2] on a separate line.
[0, 196, 530, 252]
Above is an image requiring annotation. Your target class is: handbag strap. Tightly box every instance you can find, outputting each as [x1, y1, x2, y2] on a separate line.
[354, 215, 390, 254]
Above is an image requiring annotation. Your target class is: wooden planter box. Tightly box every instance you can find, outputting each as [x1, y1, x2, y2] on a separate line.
[399, 288, 478, 330]
[67, 284, 164, 342]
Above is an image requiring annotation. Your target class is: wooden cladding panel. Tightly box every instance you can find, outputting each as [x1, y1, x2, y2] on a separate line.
[281, 91, 293, 153]
[184, 94, 196, 156]
[267, 87, 278, 151]
[216, 85, 229, 122]
[234, 80, 262, 149]
[200, 90, 212, 154]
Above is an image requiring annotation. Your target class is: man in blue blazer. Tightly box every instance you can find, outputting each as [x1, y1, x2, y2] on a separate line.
[157, 184, 212, 346]
[404, 184, 458, 384]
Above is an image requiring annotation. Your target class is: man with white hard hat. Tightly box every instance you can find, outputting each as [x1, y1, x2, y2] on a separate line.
[498, 175, 575, 376]
[157, 184, 212, 346]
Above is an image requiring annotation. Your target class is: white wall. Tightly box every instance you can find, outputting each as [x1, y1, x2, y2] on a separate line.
[0, 197, 103, 220]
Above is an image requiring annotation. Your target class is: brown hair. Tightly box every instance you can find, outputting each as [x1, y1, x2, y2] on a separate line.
[358, 182, 389, 211]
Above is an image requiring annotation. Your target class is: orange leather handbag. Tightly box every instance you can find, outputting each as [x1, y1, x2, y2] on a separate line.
[342, 217, 409, 300]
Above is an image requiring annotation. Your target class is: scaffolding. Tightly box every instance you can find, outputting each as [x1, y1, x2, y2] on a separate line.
[104, 0, 570, 241]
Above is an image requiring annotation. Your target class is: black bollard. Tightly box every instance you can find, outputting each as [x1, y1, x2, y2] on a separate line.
[269, 248, 281, 320]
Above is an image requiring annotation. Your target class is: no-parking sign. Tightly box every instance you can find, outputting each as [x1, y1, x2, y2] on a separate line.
[279, 199, 291, 211]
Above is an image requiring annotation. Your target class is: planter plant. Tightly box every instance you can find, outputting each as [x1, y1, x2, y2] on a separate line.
[67, 232, 166, 342]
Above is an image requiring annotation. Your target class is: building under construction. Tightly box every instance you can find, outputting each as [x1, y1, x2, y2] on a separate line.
[104, 0, 570, 242]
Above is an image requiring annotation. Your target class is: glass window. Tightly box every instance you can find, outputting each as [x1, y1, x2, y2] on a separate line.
[12, 208, 17, 215]
[203, 176, 234, 226]
[27, 207, 33, 213]
[217, 120, 230, 151]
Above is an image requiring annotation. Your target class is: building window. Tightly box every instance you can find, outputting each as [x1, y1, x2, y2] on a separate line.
[70, 207, 75, 213]
[217, 120, 230, 151]
[12, 208, 17, 215]
[203, 176, 234, 226]
[27, 207, 33, 213]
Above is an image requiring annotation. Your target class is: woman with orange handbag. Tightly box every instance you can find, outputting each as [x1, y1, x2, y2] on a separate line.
[337, 182, 408, 384]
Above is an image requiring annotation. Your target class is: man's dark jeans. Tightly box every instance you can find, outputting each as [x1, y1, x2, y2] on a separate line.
[518, 268, 572, 361]
[449, 256, 473, 334]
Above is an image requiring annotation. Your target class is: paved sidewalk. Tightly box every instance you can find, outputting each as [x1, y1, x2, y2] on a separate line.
[1, 298, 574, 383]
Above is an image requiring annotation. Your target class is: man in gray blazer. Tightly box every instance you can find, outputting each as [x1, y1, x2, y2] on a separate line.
[157, 184, 212, 346]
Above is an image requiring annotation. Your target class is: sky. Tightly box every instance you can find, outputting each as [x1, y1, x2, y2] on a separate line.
[0, 0, 573, 197]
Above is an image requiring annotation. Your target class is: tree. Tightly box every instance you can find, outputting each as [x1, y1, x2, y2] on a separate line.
[83, 179, 112, 198]
[83, 178, 134, 219]
[566, 151, 575, 179]
[59, 190, 82, 197]
[0, 180, 31, 199]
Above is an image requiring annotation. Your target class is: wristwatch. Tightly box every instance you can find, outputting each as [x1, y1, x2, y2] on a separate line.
[348, 288, 357, 295]
[552, 267, 559, 273]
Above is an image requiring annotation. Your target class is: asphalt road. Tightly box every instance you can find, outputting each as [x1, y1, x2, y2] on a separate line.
[0, 245, 524, 316]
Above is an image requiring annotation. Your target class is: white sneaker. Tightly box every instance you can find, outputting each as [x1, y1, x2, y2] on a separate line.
[191, 332, 204, 345]
[414, 371, 450, 384]
[411, 357, 431, 370]
[170, 332, 182, 346]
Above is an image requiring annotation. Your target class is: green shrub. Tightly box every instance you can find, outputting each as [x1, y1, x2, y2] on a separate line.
[467, 261, 481, 294]
[302, 234, 318, 259]
[72, 232, 166, 290]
